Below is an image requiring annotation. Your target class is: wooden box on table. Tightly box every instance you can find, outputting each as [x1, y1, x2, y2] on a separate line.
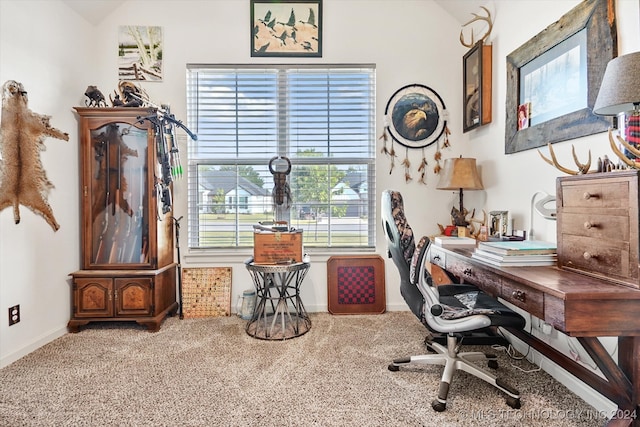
[253, 230, 303, 264]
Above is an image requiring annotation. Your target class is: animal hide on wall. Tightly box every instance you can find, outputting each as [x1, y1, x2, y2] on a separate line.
[0, 80, 69, 231]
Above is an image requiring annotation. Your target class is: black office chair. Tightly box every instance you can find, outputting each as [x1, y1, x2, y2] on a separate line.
[381, 189, 525, 412]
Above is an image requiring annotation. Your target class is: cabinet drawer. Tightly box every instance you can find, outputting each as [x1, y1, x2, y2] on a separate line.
[558, 235, 633, 280]
[561, 181, 629, 208]
[560, 212, 629, 241]
[501, 278, 544, 319]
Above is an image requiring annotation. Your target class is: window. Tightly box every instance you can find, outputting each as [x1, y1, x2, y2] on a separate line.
[186, 64, 376, 250]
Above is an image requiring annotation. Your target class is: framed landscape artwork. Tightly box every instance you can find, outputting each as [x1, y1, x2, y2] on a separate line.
[118, 25, 163, 81]
[251, 0, 322, 57]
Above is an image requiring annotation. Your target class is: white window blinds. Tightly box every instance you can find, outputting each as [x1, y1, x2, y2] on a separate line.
[186, 64, 376, 249]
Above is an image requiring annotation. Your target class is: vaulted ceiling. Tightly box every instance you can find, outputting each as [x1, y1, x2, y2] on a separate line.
[61, 0, 488, 26]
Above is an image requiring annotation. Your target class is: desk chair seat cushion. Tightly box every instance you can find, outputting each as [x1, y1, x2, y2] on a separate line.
[436, 285, 525, 328]
[411, 236, 525, 330]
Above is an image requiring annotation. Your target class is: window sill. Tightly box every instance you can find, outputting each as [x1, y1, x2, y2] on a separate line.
[183, 247, 377, 265]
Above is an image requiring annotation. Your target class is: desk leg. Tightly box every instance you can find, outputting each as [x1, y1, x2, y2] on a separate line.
[617, 337, 640, 426]
[509, 329, 638, 426]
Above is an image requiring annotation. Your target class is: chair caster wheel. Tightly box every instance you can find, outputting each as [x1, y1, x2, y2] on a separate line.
[488, 359, 498, 369]
[388, 364, 400, 372]
[506, 396, 521, 409]
[432, 400, 446, 412]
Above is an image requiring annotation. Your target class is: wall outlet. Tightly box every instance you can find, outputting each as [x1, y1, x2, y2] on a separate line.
[8, 305, 20, 326]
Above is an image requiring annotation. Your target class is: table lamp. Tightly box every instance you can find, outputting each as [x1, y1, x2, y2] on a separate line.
[593, 52, 640, 159]
[436, 156, 483, 226]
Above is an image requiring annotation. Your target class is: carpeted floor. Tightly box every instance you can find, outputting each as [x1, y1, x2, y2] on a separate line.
[0, 312, 606, 426]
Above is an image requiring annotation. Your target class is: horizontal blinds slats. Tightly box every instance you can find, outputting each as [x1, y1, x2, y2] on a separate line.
[187, 66, 374, 160]
[186, 65, 375, 249]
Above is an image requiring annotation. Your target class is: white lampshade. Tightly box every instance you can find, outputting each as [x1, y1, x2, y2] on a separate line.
[593, 52, 640, 116]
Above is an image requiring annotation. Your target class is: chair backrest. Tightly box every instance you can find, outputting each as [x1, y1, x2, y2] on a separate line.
[382, 190, 492, 333]
[381, 190, 424, 318]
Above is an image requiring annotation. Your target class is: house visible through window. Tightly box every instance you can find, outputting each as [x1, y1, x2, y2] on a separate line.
[186, 64, 376, 250]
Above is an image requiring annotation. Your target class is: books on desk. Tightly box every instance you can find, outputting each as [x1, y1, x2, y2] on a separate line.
[433, 236, 477, 248]
[472, 240, 557, 267]
[477, 240, 557, 256]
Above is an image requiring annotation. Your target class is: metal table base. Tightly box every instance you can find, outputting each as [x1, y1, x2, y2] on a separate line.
[245, 262, 311, 340]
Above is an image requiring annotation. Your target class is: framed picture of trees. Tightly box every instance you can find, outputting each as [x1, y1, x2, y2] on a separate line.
[118, 26, 163, 81]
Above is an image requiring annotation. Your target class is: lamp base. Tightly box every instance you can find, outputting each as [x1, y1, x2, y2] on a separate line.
[451, 205, 469, 227]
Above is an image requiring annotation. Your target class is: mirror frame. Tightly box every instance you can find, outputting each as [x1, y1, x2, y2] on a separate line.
[504, 0, 617, 154]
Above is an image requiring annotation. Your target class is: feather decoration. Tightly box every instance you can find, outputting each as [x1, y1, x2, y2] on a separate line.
[418, 147, 428, 185]
[388, 140, 397, 174]
[433, 140, 442, 174]
[402, 148, 412, 183]
[442, 125, 451, 148]
[379, 131, 389, 155]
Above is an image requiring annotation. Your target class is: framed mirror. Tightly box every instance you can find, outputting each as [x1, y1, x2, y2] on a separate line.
[504, 0, 617, 154]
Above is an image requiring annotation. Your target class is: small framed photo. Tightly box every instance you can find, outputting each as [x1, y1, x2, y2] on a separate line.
[518, 102, 531, 130]
[251, 0, 322, 57]
[489, 210, 509, 238]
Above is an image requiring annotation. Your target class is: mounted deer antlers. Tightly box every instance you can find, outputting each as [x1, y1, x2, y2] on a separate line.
[538, 143, 592, 175]
[609, 128, 640, 169]
[460, 6, 493, 48]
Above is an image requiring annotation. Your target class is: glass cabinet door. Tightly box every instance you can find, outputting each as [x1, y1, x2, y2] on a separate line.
[89, 122, 149, 266]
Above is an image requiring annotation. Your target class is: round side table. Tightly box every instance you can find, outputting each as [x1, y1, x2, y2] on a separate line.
[244, 262, 311, 340]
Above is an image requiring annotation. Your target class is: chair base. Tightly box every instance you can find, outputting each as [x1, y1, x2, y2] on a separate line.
[388, 334, 521, 412]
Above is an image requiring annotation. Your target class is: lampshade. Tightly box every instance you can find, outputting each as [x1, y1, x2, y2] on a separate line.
[436, 157, 484, 191]
[593, 52, 640, 116]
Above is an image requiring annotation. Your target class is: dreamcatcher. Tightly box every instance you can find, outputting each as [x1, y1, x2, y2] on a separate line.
[380, 84, 450, 184]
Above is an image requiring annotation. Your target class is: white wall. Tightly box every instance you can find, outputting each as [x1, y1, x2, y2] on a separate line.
[0, 0, 91, 366]
[458, 0, 640, 413]
[78, 0, 467, 314]
[1, 0, 639, 414]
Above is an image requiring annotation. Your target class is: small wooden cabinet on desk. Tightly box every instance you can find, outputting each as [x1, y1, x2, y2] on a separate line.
[556, 170, 639, 289]
[69, 108, 177, 332]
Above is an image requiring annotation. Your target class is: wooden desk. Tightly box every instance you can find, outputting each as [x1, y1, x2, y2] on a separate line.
[430, 245, 640, 426]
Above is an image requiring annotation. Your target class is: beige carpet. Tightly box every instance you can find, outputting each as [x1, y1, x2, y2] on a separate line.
[0, 312, 606, 426]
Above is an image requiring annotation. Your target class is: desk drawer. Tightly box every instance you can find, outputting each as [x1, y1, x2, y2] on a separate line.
[445, 255, 501, 297]
[430, 246, 446, 269]
[501, 278, 544, 319]
[559, 235, 636, 285]
[560, 181, 629, 209]
[559, 234, 630, 276]
[559, 212, 629, 241]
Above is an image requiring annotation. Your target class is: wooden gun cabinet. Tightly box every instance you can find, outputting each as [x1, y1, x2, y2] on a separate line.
[69, 108, 177, 332]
